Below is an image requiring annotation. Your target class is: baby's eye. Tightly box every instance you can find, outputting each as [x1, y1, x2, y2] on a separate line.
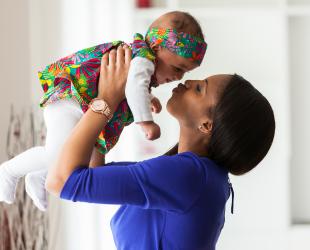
[196, 84, 201, 92]
[173, 66, 183, 73]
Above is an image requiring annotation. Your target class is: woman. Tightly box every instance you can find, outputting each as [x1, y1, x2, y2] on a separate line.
[46, 45, 275, 249]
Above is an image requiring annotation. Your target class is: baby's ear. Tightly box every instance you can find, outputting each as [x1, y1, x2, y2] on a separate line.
[150, 42, 160, 52]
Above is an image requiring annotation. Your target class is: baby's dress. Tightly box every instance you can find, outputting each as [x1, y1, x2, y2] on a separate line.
[38, 34, 155, 155]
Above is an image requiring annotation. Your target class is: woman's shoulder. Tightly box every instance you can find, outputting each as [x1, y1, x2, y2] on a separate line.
[137, 151, 217, 178]
[140, 151, 214, 167]
[166, 151, 229, 178]
[165, 151, 218, 167]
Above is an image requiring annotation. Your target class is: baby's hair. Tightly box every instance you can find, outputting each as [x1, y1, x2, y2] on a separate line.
[149, 11, 204, 39]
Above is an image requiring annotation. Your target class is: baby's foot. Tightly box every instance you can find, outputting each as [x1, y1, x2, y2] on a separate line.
[0, 163, 19, 204]
[25, 170, 48, 211]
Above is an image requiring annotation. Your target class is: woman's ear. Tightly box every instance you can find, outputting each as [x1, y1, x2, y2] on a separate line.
[198, 121, 213, 134]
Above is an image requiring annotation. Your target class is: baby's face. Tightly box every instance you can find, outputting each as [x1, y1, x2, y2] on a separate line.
[152, 47, 198, 86]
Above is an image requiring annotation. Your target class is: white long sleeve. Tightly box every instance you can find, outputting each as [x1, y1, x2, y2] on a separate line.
[125, 57, 155, 123]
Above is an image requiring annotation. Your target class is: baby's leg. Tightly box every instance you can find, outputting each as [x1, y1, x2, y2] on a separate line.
[25, 169, 49, 211]
[25, 99, 83, 211]
[0, 146, 48, 203]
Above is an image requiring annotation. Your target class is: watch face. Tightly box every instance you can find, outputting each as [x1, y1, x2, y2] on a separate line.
[93, 100, 106, 110]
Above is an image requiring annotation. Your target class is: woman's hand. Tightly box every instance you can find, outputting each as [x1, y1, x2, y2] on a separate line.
[97, 45, 132, 111]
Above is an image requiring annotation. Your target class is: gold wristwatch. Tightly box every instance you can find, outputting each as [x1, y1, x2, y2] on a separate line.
[89, 98, 113, 122]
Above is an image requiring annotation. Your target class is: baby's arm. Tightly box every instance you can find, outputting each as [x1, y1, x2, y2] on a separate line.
[125, 57, 161, 140]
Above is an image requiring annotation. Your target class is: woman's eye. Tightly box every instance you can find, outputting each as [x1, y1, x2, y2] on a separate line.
[196, 85, 201, 92]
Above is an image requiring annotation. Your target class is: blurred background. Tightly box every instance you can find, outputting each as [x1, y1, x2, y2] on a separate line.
[0, 0, 309, 249]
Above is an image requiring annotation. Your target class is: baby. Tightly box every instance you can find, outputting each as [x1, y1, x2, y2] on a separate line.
[0, 11, 207, 211]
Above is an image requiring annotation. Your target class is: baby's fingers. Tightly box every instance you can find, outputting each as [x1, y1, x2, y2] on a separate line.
[157, 102, 162, 112]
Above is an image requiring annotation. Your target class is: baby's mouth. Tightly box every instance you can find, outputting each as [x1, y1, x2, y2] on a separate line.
[150, 75, 159, 88]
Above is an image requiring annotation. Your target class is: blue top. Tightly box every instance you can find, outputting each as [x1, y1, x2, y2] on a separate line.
[60, 152, 231, 250]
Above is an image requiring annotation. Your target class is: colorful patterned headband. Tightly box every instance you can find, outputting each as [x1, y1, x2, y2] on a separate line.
[145, 27, 207, 65]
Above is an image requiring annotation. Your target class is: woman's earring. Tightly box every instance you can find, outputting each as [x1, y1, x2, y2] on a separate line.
[198, 125, 203, 130]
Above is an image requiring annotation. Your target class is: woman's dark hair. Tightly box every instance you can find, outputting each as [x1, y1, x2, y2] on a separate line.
[207, 74, 275, 175]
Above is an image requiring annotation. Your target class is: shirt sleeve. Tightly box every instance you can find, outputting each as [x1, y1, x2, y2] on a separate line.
[60, 153, 207, 213]
[125, 57, 155, 123]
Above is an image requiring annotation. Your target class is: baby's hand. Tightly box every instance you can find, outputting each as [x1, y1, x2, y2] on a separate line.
[151, 97, 162, 113]
[138, 121, 161, 140]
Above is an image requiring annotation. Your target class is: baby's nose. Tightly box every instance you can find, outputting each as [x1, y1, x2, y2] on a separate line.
[175, 72, 184, 81]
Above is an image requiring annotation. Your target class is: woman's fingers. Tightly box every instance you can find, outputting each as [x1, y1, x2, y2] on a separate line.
[124, 44, 132, 65]
[108, 49, 116, 65]
[97, 44, 131, 106]
[117, 45, 125, 64]
[101, 53, 109, 66]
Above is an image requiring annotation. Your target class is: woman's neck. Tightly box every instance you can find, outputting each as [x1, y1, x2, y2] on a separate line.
[178, 126, 208, 157]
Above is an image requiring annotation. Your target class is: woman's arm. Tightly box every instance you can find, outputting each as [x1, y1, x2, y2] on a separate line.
[46, 45, 132, 196]
[59, 153, 205, 213]
[89, 148, 105, 168]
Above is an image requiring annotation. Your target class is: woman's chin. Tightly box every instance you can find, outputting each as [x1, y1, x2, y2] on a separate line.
[166, 96, 177, 116]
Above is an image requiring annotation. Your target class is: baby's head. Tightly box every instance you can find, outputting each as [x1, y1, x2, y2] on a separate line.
[146, 11, 207, 86]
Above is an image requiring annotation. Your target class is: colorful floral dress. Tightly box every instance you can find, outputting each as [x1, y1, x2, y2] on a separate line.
[38, 34, 155, 155]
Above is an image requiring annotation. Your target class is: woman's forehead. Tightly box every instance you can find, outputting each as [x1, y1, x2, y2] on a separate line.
[205, 74, 232, 101]
[207, 74, 232, 82]
[206, 74, 232, 90]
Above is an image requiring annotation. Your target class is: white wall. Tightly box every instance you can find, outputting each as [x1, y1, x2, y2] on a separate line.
[0, 0, 31, 162]
[28, 0, 64, 104]
[289, 17, 310, 223]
